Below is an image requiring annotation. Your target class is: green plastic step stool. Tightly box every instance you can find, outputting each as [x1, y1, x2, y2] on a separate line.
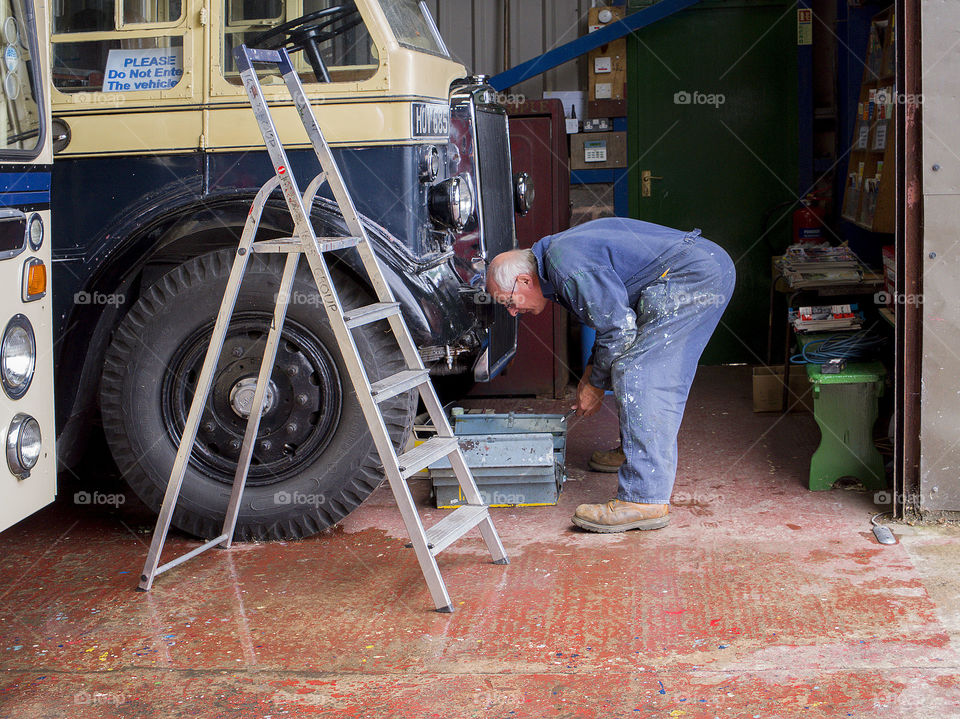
[805, 361, 886, 491]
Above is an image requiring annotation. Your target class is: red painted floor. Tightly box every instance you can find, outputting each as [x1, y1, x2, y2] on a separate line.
[1, 366, 959, 718]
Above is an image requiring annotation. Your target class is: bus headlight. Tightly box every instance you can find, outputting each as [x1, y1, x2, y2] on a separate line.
[1, 314, 35, 399]
[513, 172, 535, 216]
[27, 214, 43, 251]
[428, 175, 474, 231]
[6, 413, 41, 479]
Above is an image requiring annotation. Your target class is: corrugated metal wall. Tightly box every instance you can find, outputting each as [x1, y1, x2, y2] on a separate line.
[421, 0, 596, 98]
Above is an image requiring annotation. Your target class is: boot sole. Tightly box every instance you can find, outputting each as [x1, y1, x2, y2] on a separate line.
[588, 460, 623, 473]
[571, 515, 670, 533]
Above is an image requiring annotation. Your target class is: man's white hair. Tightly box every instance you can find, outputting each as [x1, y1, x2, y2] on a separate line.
[488, 249, 537, 290]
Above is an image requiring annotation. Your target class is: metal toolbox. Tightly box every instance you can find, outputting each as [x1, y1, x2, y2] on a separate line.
[429, 413, 568, 509]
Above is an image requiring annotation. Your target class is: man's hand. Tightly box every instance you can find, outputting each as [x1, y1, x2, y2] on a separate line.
[574, 365, 605, 417]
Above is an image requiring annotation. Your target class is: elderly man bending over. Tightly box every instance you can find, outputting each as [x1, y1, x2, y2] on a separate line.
[486, 217, 735, 533]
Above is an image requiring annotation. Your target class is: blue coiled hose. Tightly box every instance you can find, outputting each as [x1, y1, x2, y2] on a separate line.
[790, 331, 886, 364]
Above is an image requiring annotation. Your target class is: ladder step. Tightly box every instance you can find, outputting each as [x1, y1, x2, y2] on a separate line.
[316, 236, 362, 252]
[370, 369, 430, 403]
[396, 436, 459, 479]
[251, 238, 300, 253]
[425, 504, 489, 555]
[343, 302, 401, 328]
[251, 236, 361, 253]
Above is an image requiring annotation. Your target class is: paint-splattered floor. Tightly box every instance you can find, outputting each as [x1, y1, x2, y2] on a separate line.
[1, 366, 959, 718]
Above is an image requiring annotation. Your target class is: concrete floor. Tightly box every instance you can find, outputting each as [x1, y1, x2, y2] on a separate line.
[2, 366, 959, 718]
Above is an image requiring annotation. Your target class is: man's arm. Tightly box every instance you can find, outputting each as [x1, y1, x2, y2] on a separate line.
[562, 268, 637, 390]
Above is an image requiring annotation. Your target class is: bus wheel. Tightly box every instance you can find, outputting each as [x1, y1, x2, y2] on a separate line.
[99, 249, 415, 540]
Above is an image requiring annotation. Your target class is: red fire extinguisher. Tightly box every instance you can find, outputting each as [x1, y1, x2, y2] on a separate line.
[793, 195, 828, 244]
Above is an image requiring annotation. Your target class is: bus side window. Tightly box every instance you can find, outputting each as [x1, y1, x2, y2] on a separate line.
[53, 37, 183, 93]
[54, 0, 183, 30]
[120, 0, 183, 26]
[220, 0, 378, 84]
[54, 0, 115, 34]
[51, 0, 185, 93]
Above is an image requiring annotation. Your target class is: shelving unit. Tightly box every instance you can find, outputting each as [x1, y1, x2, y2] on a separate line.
[841, 8, 896, 233]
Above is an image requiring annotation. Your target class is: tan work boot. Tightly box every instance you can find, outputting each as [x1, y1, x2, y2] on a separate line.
[589, 445, 625, 473]
[572, 500, 669, 533]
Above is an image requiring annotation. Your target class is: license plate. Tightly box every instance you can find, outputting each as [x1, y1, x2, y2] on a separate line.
[412, 102, 449, 138]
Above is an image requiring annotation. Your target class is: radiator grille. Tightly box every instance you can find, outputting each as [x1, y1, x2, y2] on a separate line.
[475, 109, 514, 258]
[475, 107, 516, 370]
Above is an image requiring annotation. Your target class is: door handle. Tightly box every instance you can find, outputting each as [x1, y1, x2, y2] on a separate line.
[641, 170, 663, 197]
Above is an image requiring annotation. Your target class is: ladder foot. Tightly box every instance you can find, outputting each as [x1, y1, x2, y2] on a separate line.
[435, 604, 454, 613]
[492, 557, 510, 565]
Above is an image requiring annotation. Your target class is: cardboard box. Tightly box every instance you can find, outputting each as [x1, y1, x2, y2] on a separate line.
[752, 366, 813, 412]
[588, 99, 627, 118]
[570, 131, 627, 170]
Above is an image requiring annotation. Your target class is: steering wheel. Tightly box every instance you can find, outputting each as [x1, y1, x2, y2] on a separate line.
[248, 3, 363, 83]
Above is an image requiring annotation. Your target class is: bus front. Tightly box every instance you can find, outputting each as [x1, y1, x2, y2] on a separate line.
[0, 0, 54, 532]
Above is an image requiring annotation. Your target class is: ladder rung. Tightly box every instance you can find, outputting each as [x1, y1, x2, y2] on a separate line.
[250, 236, 361, 254]
[343, 302, 401, 329]
[251, 238, 300, 253]
[425, 504, 489, 555]
[397, 436, 459, 479]
[370, 369, 430, 403]
[316, 236, 361, 252]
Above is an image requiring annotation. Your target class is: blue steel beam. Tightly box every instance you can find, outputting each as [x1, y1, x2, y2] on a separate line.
[489, 0, 701, 91]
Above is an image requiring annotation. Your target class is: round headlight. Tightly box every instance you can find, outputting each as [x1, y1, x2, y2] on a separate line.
[428, 175, 475, 231]
[1, 314, 36, 399]
[513, 172, 535, 216]
[419, 145, 441, 182]
[27, 214, 43, 251]
[6, 413, 41, 478]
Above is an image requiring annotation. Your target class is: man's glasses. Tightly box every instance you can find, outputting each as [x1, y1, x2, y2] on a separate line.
[505, 278, 518, 310]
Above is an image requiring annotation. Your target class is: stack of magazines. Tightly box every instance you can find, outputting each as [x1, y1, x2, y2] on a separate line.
[777, 244, 865, 288]
[789, 304, 865, 332]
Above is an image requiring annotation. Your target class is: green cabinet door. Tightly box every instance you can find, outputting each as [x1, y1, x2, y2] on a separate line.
[627, 0, 799, 363]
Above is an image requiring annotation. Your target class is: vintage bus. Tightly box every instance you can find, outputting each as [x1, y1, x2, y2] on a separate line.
[0, 0, 55, 532]
[48, 0, 526, 540]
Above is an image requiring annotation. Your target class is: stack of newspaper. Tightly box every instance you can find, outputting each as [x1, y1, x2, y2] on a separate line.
[789, 304, 865, 332]
[777, 244, 865, 288]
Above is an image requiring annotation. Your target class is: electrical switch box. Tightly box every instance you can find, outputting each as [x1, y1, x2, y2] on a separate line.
[587, 6, 626, 102]
[570, 131, 627, 170]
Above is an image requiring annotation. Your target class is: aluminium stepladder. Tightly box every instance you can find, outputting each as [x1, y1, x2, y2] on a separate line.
[136, 45, 508, 611]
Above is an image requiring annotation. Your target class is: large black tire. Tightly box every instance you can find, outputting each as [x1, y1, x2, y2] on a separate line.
[100, 249, 415, 540]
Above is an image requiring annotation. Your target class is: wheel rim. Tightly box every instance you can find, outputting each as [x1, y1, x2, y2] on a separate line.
[162, 313, 343, 486]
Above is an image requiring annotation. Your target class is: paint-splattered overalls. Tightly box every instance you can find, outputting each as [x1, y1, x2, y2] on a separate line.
[532, 217, 736, 504]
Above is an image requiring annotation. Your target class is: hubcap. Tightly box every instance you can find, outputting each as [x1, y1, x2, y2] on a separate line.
[163, 314, 342, 486]
[229, 377, 278, 417]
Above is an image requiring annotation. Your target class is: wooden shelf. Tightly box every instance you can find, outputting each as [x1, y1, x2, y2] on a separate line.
[841, 8, 896, 234]
[879, 307, 895, 327]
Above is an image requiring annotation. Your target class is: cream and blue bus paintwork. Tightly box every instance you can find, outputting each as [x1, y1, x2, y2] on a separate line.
[48, 0, 526, 539]
[0, 0, 55, 532]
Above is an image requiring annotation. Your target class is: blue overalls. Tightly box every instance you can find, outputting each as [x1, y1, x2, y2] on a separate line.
[532, 217, 736, 504]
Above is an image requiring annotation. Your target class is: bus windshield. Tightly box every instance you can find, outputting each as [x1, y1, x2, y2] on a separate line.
[0, 0, 42, 155]
[381, 0, 446, 57]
